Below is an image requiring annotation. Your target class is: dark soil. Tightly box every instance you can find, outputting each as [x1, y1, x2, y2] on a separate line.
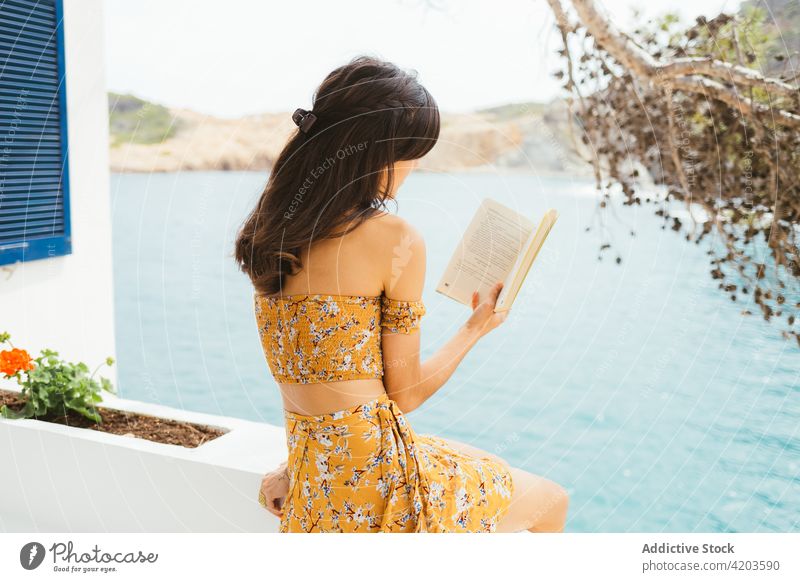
[0, 389, 227, 448]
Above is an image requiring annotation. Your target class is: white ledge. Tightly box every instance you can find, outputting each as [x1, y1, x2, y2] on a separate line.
[0, 388, 285, 532]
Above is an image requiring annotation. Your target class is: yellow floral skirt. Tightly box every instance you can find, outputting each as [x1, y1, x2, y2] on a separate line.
[276, 393, 514, 532]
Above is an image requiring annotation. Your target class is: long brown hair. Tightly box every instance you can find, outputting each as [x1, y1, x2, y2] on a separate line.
[234, 56, 440, 295]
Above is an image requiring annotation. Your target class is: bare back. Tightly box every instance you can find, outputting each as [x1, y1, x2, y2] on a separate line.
[275, 211, 408, 415]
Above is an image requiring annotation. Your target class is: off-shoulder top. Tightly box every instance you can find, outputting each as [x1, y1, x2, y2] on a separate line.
[254, 293, 426, 384]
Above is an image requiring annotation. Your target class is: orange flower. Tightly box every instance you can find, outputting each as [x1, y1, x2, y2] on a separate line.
[0, 348, 35, 376]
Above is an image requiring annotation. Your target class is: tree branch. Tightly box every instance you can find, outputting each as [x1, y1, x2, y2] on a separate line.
[567, 0, 800, 126]
[668, 75, 800, 128]
[661, 58, 799, 99]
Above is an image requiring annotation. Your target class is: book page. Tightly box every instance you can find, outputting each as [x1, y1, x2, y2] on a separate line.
[436, 199, 534, 306]
[495, 209, 558, 311]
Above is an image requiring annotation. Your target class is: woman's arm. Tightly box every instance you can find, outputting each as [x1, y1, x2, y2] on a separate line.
[380, 219, 508, 414]
[383, 282, 508, 413]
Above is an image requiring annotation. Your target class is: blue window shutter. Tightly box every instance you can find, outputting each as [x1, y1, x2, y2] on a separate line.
[0, 0, 72, 266]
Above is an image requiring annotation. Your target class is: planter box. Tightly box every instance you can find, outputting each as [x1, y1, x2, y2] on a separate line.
[0, 388, 285, 532]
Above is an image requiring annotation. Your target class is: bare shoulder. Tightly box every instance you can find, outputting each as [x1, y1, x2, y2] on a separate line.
[358, 212, 426, 255]
[357, 212, 426, 297]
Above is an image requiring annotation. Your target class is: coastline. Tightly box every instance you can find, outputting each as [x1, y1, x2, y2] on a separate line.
[108, 100, 593, 178]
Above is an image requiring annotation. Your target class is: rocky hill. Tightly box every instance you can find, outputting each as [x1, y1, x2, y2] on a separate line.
[108, 95, 589, 176]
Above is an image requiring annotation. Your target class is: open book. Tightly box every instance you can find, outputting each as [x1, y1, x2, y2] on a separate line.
[435, 199, 558, 312]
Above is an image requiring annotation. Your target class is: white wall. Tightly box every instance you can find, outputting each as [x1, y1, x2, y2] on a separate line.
[0, 0, 116, 383]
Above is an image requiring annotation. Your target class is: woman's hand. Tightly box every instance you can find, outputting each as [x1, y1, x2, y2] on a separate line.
[465, 281, 509, 338]
[258, 461, 289, 518]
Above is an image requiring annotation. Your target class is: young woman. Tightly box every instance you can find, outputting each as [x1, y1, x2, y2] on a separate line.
[235, 56, 568, 533]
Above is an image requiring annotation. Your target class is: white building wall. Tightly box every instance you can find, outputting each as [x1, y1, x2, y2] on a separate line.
[0, 0, 116, 383]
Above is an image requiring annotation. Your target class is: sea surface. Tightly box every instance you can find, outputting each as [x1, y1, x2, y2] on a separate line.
[110, 171, 799, 533]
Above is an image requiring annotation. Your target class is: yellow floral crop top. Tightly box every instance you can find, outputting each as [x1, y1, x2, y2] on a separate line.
[254, 293, 426, 384]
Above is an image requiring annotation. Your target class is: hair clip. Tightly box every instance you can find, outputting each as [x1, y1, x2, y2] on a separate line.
[292, 108, 317, 134]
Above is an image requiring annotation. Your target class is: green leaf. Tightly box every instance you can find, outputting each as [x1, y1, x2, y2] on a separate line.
[71, 406, 102, 424]
[0, 402, 33, 420]
[100, 377, 115, 395]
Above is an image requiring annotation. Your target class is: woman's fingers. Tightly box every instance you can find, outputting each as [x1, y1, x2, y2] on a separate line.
[473, 282, 503, 310]
[260, 490, 282, 517]
[487, 281, 504, 307]
[259, 474, 286, 517]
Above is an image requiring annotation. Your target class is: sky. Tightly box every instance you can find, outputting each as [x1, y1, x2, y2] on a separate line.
[103, 0, 743, 117]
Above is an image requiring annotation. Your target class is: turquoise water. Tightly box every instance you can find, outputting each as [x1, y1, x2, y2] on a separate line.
[110, 171, 799, 533]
